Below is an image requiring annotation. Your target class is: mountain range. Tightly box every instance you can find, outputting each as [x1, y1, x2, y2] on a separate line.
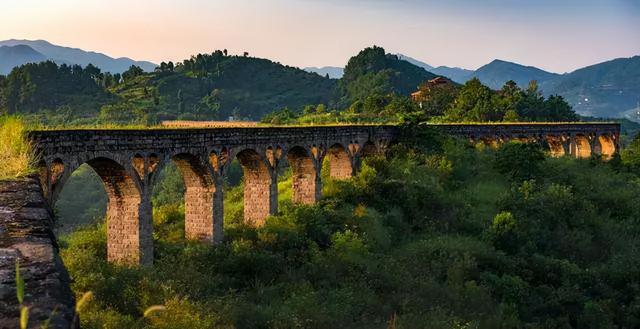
[306, 54, 640, 119]
[1, 39, 638, 119]
[0, 39, 156, 74]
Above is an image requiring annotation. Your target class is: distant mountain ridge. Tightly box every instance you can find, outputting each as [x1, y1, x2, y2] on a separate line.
[304, 66, 343, 79]
[395, 54, 434, 71]
[392, 54, 639, 119]
[471, 59, 560, 90]
[549, 56, 640, 118]
[0, 39, 156, 74]
[0, 45, 47, 74]
[395, 54, 473, 84]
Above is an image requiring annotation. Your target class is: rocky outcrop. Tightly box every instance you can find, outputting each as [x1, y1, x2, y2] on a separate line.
[0, 176, 75, 329]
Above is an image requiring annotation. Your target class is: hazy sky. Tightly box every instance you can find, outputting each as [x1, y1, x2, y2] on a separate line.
[2, 0, 639, 73]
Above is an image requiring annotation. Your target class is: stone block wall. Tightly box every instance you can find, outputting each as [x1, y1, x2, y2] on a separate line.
[0, 176, 75, 329]
[287, 146, 321, 204]
[327, 144, 353, 179]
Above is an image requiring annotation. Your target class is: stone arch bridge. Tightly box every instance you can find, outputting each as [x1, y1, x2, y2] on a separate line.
[29, 123, 619, 266]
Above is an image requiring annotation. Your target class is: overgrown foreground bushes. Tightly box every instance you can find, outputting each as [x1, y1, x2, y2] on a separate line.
[0, 116, 34, 180]
[59, 133, 640, 329]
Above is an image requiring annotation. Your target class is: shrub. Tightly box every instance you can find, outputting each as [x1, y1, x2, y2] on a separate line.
[0, 116, 35, 180]
[494, 142, 545, 181]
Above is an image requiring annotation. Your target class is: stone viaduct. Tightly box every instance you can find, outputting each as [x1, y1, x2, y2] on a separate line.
[28, 123, 620, 266]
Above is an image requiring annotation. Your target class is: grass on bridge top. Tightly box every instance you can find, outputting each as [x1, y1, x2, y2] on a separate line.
[27, 120, 619, 132]
[0, 116, 36, 180]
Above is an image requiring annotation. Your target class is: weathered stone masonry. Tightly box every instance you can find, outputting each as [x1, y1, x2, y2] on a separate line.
[434, 123, 620, 160]
[31, 126, 396, 266]
[28, 123, 619, 266]
[0, 177, 75, 329]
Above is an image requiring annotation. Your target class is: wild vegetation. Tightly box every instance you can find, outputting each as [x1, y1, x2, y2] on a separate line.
[3, 45, 640, 328]
[260, 77, 580, 126]
[51, 127, 640, 329]
[0, 115, 34, 179]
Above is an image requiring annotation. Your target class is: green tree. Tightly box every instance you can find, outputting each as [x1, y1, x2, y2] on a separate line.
[494, 142, 545, 181]
[621, 134, 640, 170]
[516, 80, 545, 120]
[199, 89, 221, 119]
[495, 80, 522, 120]
[122, 65, 144, 82]
[99, 103, 148, 124]
[414, 79, 459, 118]
[503, 109, 520, 122]
[303, 105, 315, 115]
[543, 95, 578, 121]
[444, 78, 497, 121]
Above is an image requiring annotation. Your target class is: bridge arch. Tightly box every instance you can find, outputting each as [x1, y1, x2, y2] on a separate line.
[39, 154, 153, 266]
[572, 134, 592, 158]
[85, 156, 152, 266]
[360, 141, 378, 157]
[236, 148, 277, 226]
[208, 147, 230, 175]
[287, 146, 321, 204]
[597, 134, 616, 160]
[545, 135, 566, 157]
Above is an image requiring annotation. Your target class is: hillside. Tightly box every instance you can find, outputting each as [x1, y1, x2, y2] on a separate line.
[341, 46, 438, 104]
[0, 45, 46, 74]
[472, 59, 560, 90]
[0, 39, 156, 73]
[0, 61, 115, 118]
[142, 55, 337, 120]
[548, 56, 640, 118]
[0, 52, 338, 123]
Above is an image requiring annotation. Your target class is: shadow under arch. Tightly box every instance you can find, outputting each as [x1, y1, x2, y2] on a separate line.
[360, 141, 378, 157]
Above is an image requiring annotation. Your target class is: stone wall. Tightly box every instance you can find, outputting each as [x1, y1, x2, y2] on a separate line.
[0, 176, 75, 329]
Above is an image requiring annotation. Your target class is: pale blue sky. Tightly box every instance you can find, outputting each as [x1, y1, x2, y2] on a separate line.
[1, 0, 638, 72]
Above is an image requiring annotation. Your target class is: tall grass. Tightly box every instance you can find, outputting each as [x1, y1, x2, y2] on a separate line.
[0, 116, 36, 180]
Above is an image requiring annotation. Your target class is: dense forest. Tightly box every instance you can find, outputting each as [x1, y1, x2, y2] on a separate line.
[51, 127, 640, 328]
[262, 77, 579, 125]
[0, 52, 336, 124]
[0, 46, 590, 127]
